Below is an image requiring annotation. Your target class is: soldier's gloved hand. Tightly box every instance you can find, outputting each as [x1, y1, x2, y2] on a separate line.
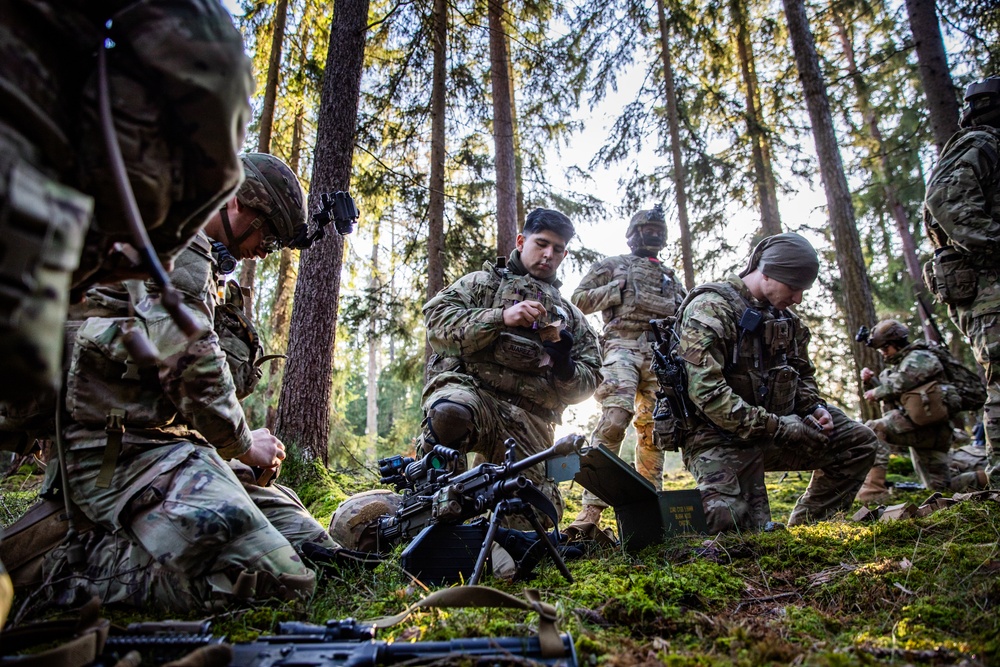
[544, 329, 576, 381]
[773, 414, 829, 447]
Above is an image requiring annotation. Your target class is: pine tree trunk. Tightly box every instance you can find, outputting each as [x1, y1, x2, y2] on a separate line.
[426, 0, 447, 368]
[904, 0, 960, 153]
[731, 0, 782, 236]
[241, 0, 290, 319]
[274, 0, 369, 466]
[507, 31, 525, 231]
[489, 0, 518, 258]
[265, 64, 307, 431]
[782, 0, 881, 420]
[656, 0, 695, 290]
[832, 11, 940, 344]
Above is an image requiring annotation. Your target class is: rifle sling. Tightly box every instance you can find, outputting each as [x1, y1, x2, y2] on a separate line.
[366, 585, 564, 658]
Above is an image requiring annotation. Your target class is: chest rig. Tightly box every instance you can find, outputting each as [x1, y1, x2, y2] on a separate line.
[710, 282, 801, 417]
[461, 265, 570, 414]
[607, 256, 681, 329]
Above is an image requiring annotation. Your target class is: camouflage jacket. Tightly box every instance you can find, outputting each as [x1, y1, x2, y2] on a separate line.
[676, 274, 823, 440]
[871, 340, 946, 402]
[64, 232, 253, 459]
[924, 126, 1000, 265]
[423, 251, 602, 416]
[0, 0, 252, 285]
[571, 253, 685, 339]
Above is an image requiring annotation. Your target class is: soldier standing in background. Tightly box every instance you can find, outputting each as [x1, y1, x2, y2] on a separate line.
[6, 155, 341, 611]
[569, 206, 685, 526]
[420, 209, 602, 526]
[857, 319, 987, 502]
[923, 76, 1000, 482]
[674, 233, 877, 532]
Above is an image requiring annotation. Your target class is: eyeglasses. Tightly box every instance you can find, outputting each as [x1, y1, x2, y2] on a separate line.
[259, 220, 283, 254]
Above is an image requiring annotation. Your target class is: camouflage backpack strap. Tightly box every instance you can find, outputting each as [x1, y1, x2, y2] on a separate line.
[215, 280, 266, 401]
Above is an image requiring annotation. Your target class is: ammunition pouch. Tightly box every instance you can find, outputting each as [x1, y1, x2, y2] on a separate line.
[65, 317, 178, 428]
[762, 365, 799, 417]
[492, 332, 547, 375]
[652, 394, 687, 451]
[900, 380, 949, 426]
[923, 247, 978, 306]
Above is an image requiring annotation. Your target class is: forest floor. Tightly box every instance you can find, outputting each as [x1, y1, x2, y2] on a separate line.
[1, 451, 998, 666]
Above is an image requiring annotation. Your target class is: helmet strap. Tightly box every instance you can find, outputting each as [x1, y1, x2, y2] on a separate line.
[219, 204, 263, 251]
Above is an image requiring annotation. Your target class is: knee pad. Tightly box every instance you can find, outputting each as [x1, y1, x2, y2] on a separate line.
[595, 407, 632, 444]
[426, 400, 474, 447]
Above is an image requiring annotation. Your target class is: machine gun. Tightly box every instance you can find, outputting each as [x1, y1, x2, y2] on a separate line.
[374, 434, 585, 585]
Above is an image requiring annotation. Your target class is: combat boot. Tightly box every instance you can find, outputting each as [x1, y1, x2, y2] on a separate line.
[571, 504, 605, 526]
[856, 466, 890, 504]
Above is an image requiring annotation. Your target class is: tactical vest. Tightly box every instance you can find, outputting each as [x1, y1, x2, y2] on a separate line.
[606, 256, 682, 330]
[687, 281, 802, 418]
[215, 281, 268, 401]
[925, 126, 1000, 255]
[460, 266, 571, 415]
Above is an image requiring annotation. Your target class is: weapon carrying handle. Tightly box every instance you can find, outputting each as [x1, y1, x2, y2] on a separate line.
[366, 586, 564, 658]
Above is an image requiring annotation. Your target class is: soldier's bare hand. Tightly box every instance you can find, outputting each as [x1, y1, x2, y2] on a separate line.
[863, 389, 877, 402]
[812, 406, 835, 435]
[237, 428, 287, 469]
[861, 367, 874, 382]
[503, 300, 547, 328]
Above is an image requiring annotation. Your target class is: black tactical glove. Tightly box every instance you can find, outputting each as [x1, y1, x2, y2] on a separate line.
[773, 414, 829, 447]
[543, 329, 576, 381]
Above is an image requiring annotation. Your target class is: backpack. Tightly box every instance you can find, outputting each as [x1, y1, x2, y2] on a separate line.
[925, 343, 987, 413]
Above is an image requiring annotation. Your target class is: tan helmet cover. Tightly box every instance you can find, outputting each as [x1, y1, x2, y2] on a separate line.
[870, 319, 910, 349]
[328, 489, 401, 552]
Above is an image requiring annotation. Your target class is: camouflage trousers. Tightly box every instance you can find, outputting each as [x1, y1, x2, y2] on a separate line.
[421, 378, 564, 529]
[867, 409, 954, 490]
[584, 338, 662, 508]
[682, 407, 877, 532]
[49, 439, 333, 610]
[949, 272, 1000, 463]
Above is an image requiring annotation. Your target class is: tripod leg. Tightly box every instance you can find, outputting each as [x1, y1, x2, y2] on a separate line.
[470, 502, 506, 585]
[525, 511, 573, 584]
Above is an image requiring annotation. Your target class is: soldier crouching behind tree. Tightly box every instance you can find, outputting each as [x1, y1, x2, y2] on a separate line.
[857, 319, 988, 502]
[672, 233, 877, 532]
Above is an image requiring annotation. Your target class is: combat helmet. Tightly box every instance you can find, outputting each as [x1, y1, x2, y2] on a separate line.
[328, 489, 401, 552]
[626, 204, 667, 256]
[960, 76, 1000, 129]
[236, 153, 307, 247]
[869, 319, 910, 350]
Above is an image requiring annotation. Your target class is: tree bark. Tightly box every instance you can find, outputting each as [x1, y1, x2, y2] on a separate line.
[489, 0, 518, 258]
[782, 0, 881, 420]
[731, 0, 782, 236]
[366, 226, 380, 465]
[274, 0, 369, 465]
[832, 11, 940, 344]
[242, 0, 291, 319]
[656, 0, 695, 290]
[426, 0, 447, 368]
[904, 0, 960, 153]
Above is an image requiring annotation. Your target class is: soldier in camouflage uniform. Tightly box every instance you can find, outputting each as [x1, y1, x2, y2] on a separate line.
[857, 319, 986, 500]
[420, 209, 602, 526]
[676, 233, 877, 532]
[29, 154, 338, 611]
[570, 205, 685, 525]
[923, 76, 1000, 484]
[0, 1, 252, 402]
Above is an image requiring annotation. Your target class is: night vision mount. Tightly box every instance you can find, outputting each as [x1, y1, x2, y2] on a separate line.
[855, 325, 872, 346]
[287, 191, 360, 249]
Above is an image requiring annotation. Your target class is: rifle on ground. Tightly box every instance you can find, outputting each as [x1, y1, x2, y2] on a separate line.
[90, 618, 578, 666]
[87, 586, 578, 667]
[375, 434, 585, 584]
